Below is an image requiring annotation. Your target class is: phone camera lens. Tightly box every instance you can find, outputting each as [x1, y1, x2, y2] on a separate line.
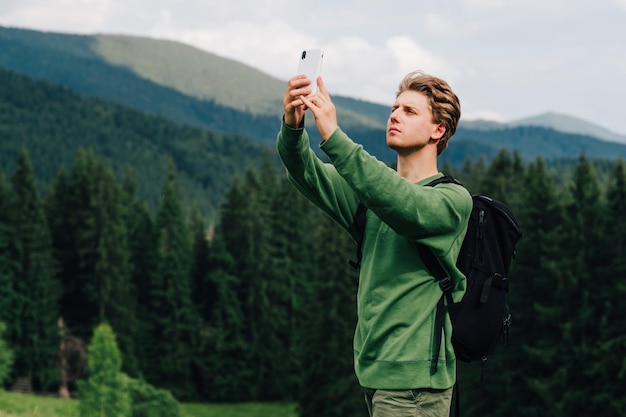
[301, 51, 306, 59]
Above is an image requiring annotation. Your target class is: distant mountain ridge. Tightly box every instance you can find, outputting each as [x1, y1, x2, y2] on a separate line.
[462, 112, 626, 145]
[508, 112, 626, 144]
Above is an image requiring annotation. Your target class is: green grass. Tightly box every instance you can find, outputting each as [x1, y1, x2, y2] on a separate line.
[0, 391, 78, 417]
[181, 402, 298, 417]
[0, 391, 298, 417]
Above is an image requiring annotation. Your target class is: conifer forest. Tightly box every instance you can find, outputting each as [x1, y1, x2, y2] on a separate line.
[0, 146, 625, 417]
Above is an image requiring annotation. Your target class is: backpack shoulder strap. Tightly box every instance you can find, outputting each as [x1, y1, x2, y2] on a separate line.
[427, 174, 463, 188]
[422, 175, 464, 374]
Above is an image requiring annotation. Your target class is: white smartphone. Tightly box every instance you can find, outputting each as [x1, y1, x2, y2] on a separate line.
[296, 49, 324, 94]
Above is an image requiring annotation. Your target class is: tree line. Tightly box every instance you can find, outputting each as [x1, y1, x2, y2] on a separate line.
[0, 145, 625, 417]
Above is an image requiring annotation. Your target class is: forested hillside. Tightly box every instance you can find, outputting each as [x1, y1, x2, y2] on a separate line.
[0, 68, 271, 220]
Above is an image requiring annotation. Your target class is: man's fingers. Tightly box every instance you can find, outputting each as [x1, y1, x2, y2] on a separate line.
[317, 77, 329, 96]
[300, 94, 316, 109]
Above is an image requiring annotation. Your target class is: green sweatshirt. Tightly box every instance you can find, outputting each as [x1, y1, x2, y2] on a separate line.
[276, 121, 472, 390]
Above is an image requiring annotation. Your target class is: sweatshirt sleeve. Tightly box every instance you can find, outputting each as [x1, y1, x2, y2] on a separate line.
[276, 121, 361, 237]
[320, 127, 472, 255]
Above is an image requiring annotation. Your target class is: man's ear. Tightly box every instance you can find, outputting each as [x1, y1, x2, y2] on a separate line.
[432, 123, 446, 140]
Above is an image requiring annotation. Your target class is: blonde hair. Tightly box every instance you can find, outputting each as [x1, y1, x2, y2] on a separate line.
[397, 71, 461, 155]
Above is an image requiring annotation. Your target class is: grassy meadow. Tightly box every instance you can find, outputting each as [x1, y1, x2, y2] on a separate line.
[0, 391, 298, 417]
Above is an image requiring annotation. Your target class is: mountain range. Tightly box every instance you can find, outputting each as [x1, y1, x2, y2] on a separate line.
[1, 25, 626, 218]
[462, 112, 626, 145]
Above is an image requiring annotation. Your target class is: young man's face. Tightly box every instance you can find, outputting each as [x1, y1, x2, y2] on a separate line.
[386, 90, 445, 154]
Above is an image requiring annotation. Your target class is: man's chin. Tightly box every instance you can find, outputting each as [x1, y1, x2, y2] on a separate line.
[386, 139, 400, 151]
[387, 141, 424, 156]
[386, 139, 406, 152]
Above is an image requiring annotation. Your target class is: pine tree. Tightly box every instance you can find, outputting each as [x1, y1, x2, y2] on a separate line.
[9, 147, 61, 390]
[78, 323, 131, 417]
[587, 159, 626, 415]
[240, 161, 295, 400]
[90, 159, 137, 377]
[198, 230, 247, 401]
[144, 159, 198, 400]
[221, 166, 269, 398]
[121, 169, 157, 378]
[199, 177, 250, 401]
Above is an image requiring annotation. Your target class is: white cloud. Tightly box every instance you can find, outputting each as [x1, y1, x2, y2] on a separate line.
[424, 13, 453, 35]
[387, 36, 457, 79]
[313, 36, 396, 103]
[1, 0, 113, 32]
[617, 0, 626, 10]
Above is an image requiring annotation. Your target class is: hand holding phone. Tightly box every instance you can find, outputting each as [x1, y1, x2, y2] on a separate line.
[296, 49, 324, 94]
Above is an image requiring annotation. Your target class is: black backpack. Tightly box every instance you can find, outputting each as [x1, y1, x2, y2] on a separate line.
[350, 175, 523, 366]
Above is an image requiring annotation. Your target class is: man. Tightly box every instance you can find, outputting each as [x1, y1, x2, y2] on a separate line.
[277, 70, 472, 417]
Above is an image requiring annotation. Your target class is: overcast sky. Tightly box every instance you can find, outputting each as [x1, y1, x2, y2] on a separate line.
[2, 0, 625, 134]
